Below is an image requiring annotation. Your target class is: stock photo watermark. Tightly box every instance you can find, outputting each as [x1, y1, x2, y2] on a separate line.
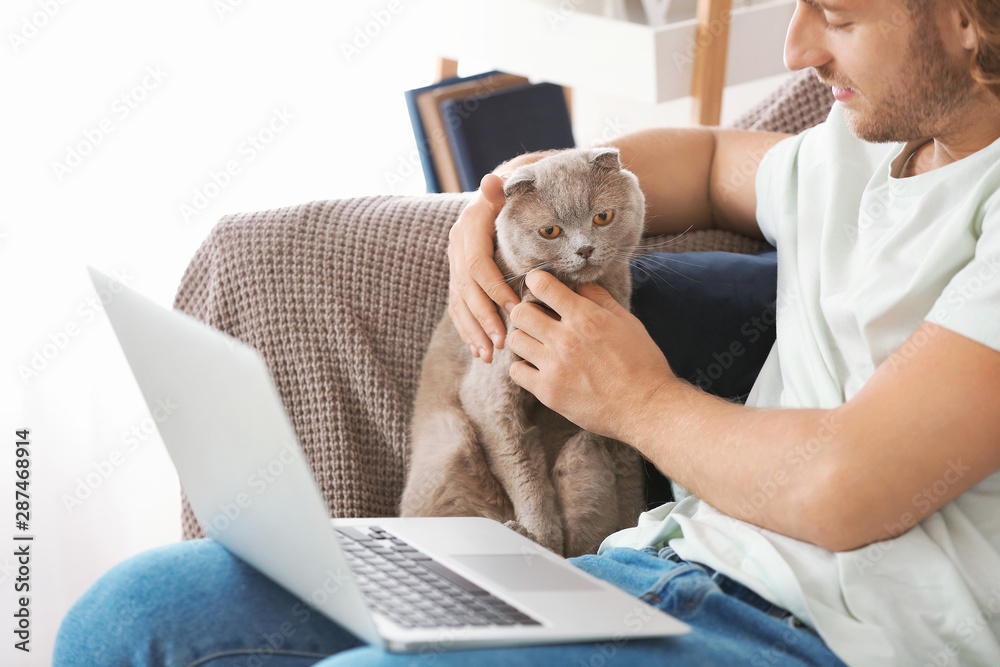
[339, 0, 403, 63]
[689, 285, 796, 395]
[921, 587, 1000, 666]
[748, 617, 811, 667]
[201, 439, 302, 537]
[672, 8, 732, 72]
[383, 149, 423, 192]
[7, 0, 72, 53]
[17, 267, 136, 384]
[735, 412, 842, 522]
[12, 429, 33, 653]
[566, 602, 665, 667]
[853, 458, 971, 575]
[61, 397, 179, 513]
[50, 65, 169, 182]
[847, 186, 892, 244]
[178, 106, 295, 224]
[589, 116, 630, 147]
[243, 566, 351, 667]
[545, 0, 591, 29]
[931, 255, 1000, 326]
[212, 0, 248, 21]
[721, 145, 771, 196]
[883, 321, 943, 373]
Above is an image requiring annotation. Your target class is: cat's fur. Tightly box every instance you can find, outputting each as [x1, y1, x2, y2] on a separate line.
[400, 147, 647, 557]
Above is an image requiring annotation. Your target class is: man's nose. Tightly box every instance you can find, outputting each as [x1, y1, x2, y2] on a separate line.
[784, 1, 833, 71]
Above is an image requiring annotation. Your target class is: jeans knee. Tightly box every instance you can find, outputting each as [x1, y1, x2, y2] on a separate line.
[54, 539, 227, 666]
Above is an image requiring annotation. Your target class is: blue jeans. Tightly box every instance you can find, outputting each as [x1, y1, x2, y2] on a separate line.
[54, 539, 845, 666]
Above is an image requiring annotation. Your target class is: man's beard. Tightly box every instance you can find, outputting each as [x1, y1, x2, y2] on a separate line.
[816, 10, 977, 143]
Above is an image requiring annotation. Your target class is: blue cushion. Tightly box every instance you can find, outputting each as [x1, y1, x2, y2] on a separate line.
[629, 249, 778, 506]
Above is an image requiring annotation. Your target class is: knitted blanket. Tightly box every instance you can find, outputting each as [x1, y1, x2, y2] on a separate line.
[175, 70, 833, 539]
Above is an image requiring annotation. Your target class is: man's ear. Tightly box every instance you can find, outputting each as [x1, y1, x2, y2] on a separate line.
[951, 4, 978, 52]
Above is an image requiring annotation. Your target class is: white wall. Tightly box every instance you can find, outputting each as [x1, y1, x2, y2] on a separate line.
[1, 0, 792, 663]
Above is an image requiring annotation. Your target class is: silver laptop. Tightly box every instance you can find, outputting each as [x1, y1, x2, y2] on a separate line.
[88, 267, 689, 652]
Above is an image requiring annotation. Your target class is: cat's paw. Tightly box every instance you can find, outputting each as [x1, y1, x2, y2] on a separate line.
[503, 519, 531, 538]
[537, 527, 565, 556]
[505, 519, 564, 555]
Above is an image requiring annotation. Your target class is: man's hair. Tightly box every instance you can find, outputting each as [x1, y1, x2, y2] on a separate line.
[952, 0, 1000, 100]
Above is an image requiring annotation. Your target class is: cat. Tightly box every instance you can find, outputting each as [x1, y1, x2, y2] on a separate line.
[399, 147, 647, 558]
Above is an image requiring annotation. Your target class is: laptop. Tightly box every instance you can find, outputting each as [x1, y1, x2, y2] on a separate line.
[88, 267, 689, 652]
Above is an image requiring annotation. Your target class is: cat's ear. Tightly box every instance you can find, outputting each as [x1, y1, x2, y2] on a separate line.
[588, 147, 622, 172]
[503, 173, 536, 199]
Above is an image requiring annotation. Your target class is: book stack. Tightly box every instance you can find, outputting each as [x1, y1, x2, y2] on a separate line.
[405, 72, 576, 193]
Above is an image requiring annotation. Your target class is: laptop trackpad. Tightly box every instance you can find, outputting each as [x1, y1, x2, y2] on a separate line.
[451, 554, 601, 591]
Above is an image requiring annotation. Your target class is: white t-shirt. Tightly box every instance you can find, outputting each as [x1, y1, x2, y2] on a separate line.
[601, 103, 1000, 666]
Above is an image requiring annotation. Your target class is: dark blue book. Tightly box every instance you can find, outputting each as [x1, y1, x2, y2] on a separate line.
[404, 71, 506, 193]
[441, 82, 575, 192]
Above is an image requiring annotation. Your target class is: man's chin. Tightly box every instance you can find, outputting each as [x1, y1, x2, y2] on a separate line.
[841, 106, 908, 144]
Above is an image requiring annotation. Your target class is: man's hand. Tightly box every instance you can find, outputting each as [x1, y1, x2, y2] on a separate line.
[447, 174, 520, 364]
[506, 270, 676, 442]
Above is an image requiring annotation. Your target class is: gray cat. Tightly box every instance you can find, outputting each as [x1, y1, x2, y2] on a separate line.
[400, 147, 647, 557]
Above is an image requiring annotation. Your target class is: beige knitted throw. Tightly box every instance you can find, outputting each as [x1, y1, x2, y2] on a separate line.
[175, 70, 833, 540]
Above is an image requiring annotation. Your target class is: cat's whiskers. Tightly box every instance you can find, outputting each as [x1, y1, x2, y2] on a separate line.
[605, 228, 706, 289]
[484, 262, 556, 300]
[609, 248, 702, 271]
[484, 262, 549, 287]
[628, 260, 677, 290]
[624, 226, 695, 252]
[585, 251, 671, 289]
[609, 227, 705, 273]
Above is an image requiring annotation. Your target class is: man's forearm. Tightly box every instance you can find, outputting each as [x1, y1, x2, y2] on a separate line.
[627, 379, 845, 549]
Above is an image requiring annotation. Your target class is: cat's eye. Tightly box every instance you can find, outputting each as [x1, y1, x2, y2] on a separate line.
[593, 210, 615, 226]
[539, 226, 562, 239]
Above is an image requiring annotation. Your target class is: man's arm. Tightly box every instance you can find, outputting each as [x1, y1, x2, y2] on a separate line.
[609, 127, 787, 240]
[448, 127, 789, 362]
[507, 274, 1000, 552]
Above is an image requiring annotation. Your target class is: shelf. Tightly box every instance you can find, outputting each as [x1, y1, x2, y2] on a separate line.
[431, 0, 793, 107]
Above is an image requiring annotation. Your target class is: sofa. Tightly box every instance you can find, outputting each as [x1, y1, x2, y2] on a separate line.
[174, 70, 835, 540]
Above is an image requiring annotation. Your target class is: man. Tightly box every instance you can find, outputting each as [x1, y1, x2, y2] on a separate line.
[446, 0, 1000, 663]
[54, 0, 1000, 664]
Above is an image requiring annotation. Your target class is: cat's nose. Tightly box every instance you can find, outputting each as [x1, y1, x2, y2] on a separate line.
[576, 245, 594, 260]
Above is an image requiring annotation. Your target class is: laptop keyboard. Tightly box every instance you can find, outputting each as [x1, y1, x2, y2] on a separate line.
[335, 525, 542, 629]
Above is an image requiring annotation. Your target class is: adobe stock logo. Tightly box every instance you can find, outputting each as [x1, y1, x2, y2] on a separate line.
[17, 268, 135, 384]
[50, 65, 169, 182]
[62, 396, 179, 513]
[178, 107, 295, 224]
[7, 0, 72, 53]
[339, 1, 403, 63]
